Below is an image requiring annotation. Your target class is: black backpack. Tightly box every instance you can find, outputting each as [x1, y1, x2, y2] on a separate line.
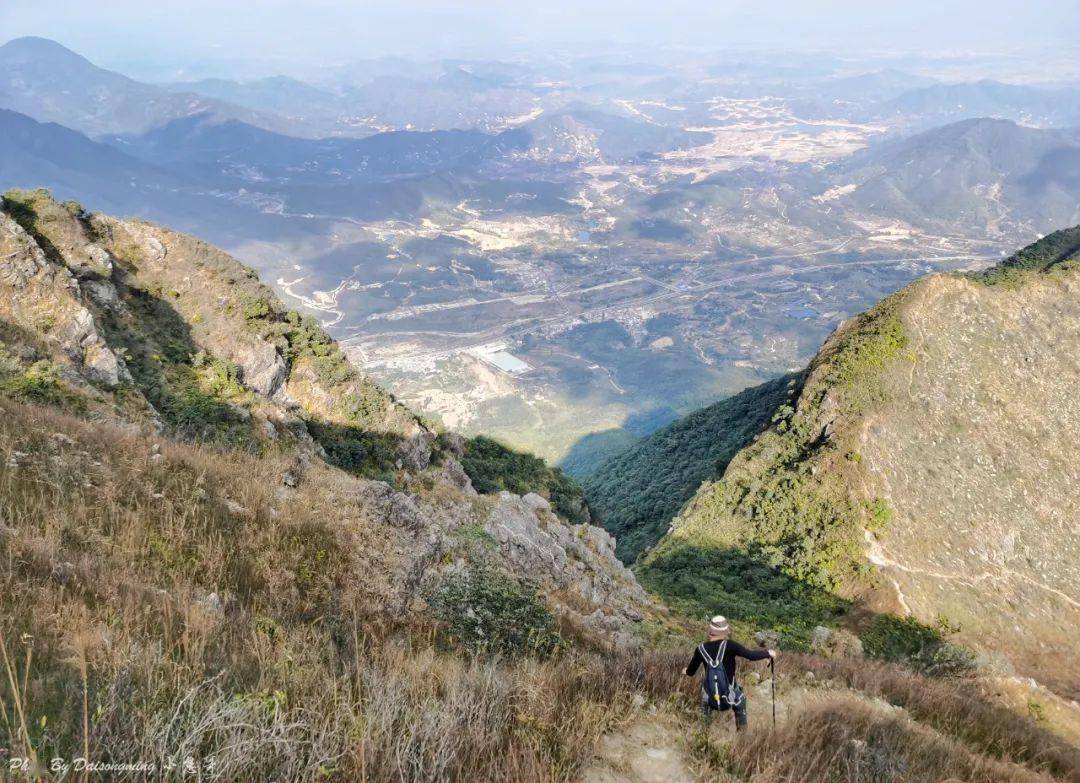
[700, 641, 744, 711]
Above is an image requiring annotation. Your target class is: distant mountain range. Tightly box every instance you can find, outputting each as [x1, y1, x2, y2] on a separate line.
[817, 68, 939, 103]
[877, 79, 1080, 129]
[505, 109, 712, 162]
[104, 114, 525, 186]
[834, 118, 1080, 234]
[165, 75, 342, 126]
[0, 107, 325, 246]
[0, 36, 294, 137]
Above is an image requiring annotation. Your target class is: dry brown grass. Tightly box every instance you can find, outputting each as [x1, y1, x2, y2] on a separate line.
[729, 696, 1054, 783]
[1, 396, 1076, 782]
[0, 398, 681, 781]
[796, 654, 1080, 779]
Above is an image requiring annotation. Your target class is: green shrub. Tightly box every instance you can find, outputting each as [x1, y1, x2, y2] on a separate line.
[240, 296, 273, 322]
[426, 565, 564, 657]
[919, 641, 978, 677]
[638, 542, 848, 649]
[970, 225, 1080, 286]
[860, 615, 940, 662]
[865, 497, 893, 534]
[305, 420, 399, 480]
[457, 436, 589, 524]
[0, 360, 74, 408]
[583, 374, 798, 562]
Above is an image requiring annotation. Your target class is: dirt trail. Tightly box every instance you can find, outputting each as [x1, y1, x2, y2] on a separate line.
[582, 677, 782, 783]
[581, 713, 697, 783]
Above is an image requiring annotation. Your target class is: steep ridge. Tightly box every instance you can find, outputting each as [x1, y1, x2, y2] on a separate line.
[0, 188, 649, 643]
[638, 228, 1080, 695]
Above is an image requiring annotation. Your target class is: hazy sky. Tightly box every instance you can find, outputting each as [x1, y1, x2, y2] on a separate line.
[3, 0, 1078, 75]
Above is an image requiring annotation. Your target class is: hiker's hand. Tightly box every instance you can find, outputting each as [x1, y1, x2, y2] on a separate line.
[767, 649, 778, 659]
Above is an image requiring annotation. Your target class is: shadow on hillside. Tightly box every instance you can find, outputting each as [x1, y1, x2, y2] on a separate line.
[559, 406, 680, 478]
[306, 418, 406, 481]
[0, 316, 50, 354]
[573, 374, 803, 563]
[95, 268, 408, 475]
[639, 541, 851, 647]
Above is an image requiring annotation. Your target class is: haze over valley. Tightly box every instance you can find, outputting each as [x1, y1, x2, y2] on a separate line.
[2, 27, 1078, 470]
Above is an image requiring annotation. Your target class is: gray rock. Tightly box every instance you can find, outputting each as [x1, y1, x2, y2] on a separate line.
[440, 432, 467, 458]
[82, 278, 121, 309]
[810, 626, 863, 658]
[439, 457, 474, 492]
[358, 481, 428, 532]
[234, 341, 288, 398]
[482, 492, 649, 636]
[811, 626, 832, 649]
[399, 427, 435, 472]
[522, 493, 551, 513]
[82, 339, 130, 388]
[755, 630, 783, 649]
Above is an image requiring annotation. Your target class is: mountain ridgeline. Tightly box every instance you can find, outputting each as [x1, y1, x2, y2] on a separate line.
[589, 227, 1080, 696]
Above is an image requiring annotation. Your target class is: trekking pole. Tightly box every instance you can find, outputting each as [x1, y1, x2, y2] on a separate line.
[769, 657, 776, 728]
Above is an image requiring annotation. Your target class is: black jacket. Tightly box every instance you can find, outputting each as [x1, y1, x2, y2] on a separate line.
[685, 638, 770, 683]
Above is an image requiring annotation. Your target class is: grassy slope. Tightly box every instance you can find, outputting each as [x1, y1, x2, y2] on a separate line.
[583, 374, 800, 563]
[1, 392, 1077, 781]
[969, 224, 1080, 285]
[637, 225, 1080, 649]
[0, 399, 628, 780]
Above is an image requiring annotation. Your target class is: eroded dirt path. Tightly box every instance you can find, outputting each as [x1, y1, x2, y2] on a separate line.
[581, 713, 697, 783]
[580, 676, 796, 783]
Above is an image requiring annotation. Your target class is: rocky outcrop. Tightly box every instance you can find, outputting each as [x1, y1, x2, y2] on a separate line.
[0, 212, 129, 388]
[486, 491, 648, 643]
[0, 191, 652, 645]
[235, 339, 289, 398]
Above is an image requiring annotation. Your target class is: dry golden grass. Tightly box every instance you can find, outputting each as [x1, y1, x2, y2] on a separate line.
[1, 396, 1076, 782]
[730, 696, 1054, 783]
[798, 655, 1080, 779]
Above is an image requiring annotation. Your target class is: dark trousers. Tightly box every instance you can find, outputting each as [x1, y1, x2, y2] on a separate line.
[702, 691, 748, 729]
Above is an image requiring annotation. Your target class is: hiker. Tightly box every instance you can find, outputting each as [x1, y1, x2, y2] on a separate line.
[684, 615, 776, 731]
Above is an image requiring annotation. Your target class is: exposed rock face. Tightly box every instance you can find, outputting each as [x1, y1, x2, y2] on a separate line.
[810, 626, 863, 659]
[486, 491, 647, 643]
[0, 212, 129, 388]
[234, 339, 288, 398]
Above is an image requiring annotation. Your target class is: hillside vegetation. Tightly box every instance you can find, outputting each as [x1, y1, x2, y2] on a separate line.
[636, 226, 1080, 693]
[584, 374, 799, 562]
[0, 190, 665, 777]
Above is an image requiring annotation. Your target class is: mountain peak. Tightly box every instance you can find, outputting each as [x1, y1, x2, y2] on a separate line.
[0, 36, 89, 63]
